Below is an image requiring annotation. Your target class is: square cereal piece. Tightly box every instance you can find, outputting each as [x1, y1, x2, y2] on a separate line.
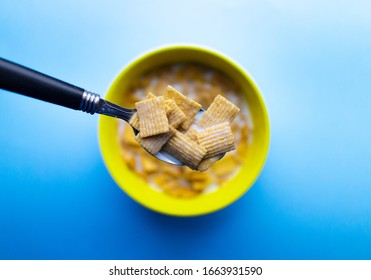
[140, 156, 158, 173]
[163, 130, 206, 170]
[165, 99, 186, 128]
[210, 154, 238, 176]
[197, 122, 236, 158]
[197, 155, 221, 171]
[164, 85, 202, 130]
[152, 173, 170, 187]
[184, 169, 213, 182]
[183, 125, 199, 143]
[191, 180, 211, 192]
[199, 95, 240, 128]
[135, 96, 169, 137]
[161, 182, 199, 198]
[163, 164, 182, 177]
[129, 92, 156, 130]
[135, 125, 176, 155]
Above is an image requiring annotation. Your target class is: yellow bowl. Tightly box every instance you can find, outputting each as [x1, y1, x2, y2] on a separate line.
[98, 45, 270, 216]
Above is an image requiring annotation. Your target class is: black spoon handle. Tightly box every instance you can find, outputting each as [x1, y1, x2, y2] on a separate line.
[0, 57, 88, 110]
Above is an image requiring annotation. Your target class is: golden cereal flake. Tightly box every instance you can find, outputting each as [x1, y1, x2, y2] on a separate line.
[210, 155, 238, 177]
[135, 96, 169, 137]
[121, 124, 141, 148]
[163, 164, 183, 177]
[141, 157, 158, 173]
[184, 169, 213, 183]
[235, 141, 248, 163]
[191, 179, 213, 192]
[152, 174, 171, 187]
[152, 80, 168, 96]
[162, 182, 199, 198]
[124, 153, 136, 171]
[174, 187, 199, 198]
[119, 146, 134, 163]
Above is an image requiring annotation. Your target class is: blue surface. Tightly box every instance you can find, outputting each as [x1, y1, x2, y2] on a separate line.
[1, 0, 371, 260]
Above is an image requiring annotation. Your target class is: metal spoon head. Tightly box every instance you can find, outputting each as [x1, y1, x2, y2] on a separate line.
[135, 108, 225, 166]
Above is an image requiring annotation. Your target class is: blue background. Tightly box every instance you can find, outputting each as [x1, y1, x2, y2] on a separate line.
[1, 0, 371, 259]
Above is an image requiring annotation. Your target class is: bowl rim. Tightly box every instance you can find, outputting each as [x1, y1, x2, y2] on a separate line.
[98, 44, 270, 216]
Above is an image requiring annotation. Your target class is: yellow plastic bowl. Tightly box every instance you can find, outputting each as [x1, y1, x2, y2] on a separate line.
[98, 45, 270, 216]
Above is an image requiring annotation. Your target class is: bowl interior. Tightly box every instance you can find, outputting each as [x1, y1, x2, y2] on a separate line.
[98, 46, 270, 216]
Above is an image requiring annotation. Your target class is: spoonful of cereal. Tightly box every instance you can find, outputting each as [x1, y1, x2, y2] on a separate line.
[0, 58, 239, 170]
[130, 86, 240, 170]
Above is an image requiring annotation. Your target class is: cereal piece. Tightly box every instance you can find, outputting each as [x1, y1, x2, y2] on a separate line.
[164, 85, 202, 130]
[235, 141, 248, 163]
[163, 165, 182, 177]
[188, 64, 202, 80]
[174, 187, 199, 198]
[197, 155, 221, 171]
[135, 125, 176, 155]
[125, 95, 141, 107]
[197, 122, 236, 158]
[129, 92, 156, 130]
[180, 80, 190, 95]
[119, 146, 133, 163]
[191, 180, 212, 192]
[162, 182, 199, 198]
[146, 92, 157, 99]
[158, 65, 176, 82]
[175, 67, 186, 80]
[240, 124, 250, 143]
[152, 174, 171, 186]
[183, 126, 199, 143]
[217, 177, 229, 186]
[128, 114, 140, 131]
[176, 127, 188, 134]
[135, 96, 169, 137]
[199, 95, 240, 128]
[161, 181, 178, 192]
[122, 124, 141, 147]
[152, 80, 168, 96]
[162, 130, 207, 170]
[211, 155, 238, 177]
[208, 86, 223, 102]
[185, 170, 213, 182]
[137, 76, 152, 89]
[125, 154, 136, 171]
[165, 100, 186, 128]
[194, 92, 214, 108]
[141, 157, 158, 173]
[193, 80, 206, 94]
[210, 72, 236, 91]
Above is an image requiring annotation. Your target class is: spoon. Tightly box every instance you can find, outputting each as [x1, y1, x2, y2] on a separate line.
[0, 58, 223, 166]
